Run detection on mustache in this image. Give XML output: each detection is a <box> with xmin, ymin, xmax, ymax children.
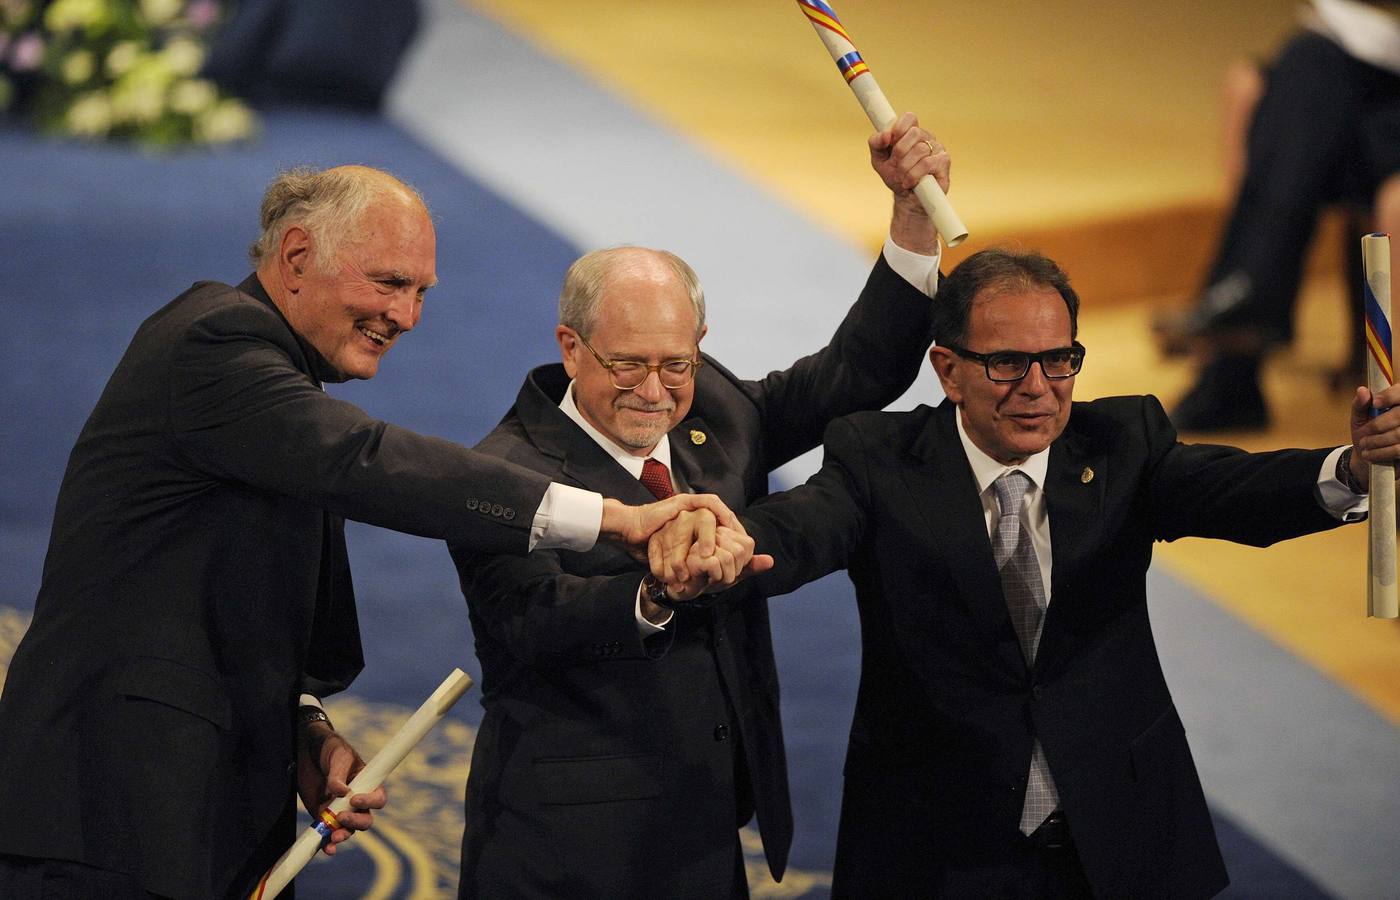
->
<box><xmin>616</xmin><ymin>398</ymin><xmax>675</xmax><ymax>413</ymax></box>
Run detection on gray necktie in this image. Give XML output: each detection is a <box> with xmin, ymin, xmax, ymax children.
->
<box><xmin>992</xmin><ymin>470</ymin><xmax>1060</xmax><ymax>834</ymax></box>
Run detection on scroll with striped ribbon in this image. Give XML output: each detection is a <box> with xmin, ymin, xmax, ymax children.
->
<box><xmin>795</xmin><ymin>0</ymin><xmax>968</xmax><ymax>246</ymax></box>
<box><xmin>1363</xmin><ymin>233</ymin><xmax>1397</xmax><ymax>619</ymax></box>
<box><xmin>250</xmin><ymin>669</ymin><xmax>475</xmax><ymax>899</ymax></box>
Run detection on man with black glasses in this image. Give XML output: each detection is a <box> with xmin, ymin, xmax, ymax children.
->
<box><xmin>449</xmin><ymin>114</ymin><xmax>950</xmax><ymax>898</ymax></box>
<box><xmin>657</xmin><ymin>246</ymin><xmax>1400</xmax><ymax>897</ymax></box>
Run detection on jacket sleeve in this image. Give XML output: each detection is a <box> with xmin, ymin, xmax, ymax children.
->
<box><xmin>744</xmin><ymin>415</ymin><xmax>872</xmax><ymax>597</ymax></box>
<box><xmin>451</xmin><ymin>541</ymin><xmax>674</xmax><ymax>668</ymax></box>
<box><xmin>1134</xmin><ymin>395</ymin><xmax>1343</xmax><ymax>544</ymax></box>
<box><xmin>166</xmin><ymin>297</ymin><xmax>551</xmax><ymax>556</ymax></box>
<box><xmin>741</xmin><ymin>253</ymin><xmax>935</xmax><ymax>470</ymax></box>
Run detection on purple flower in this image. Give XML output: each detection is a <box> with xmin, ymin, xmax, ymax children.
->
<box><xmin>10</xmin><ymin>33</ymin><xmax>45</xmax><ymax>72</ymax></box>
<box><xmin>187</xmin><ymin>0</ymin><xmax>220</xmax><ymax>30</ymax></box>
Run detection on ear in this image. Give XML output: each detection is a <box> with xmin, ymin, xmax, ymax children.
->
<box><xmin>556</xmin><ymin>325</ymin><xmax>581</xmax><ymax>378</ymax></box>
<box><xmin>696</xmin><ymin>323</ymin><xmax>709</xmax><ymax>347</ymax></box>
<box><xmin>279</xmin><ymin>225</ymin><xmax>312</xmax><ymax>292</ymax></box>
<box><xmin>928</xmin><ymin>345</ymin><xmax>963</xmax><ymax>405</ymax></box>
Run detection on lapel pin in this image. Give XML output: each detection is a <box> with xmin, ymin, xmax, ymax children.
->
<box><xmin>1080</xmin><ymin>466</ymin><xmax>1094</xmax><ymax>484</ymax></box>
<box><xmin>690</xmin><ymin>429</ymin><xmax>707</xmax><ymax>446</ymax></box>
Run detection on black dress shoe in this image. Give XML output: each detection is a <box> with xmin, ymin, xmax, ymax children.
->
<box><xmin>1152</xmin><ymin>272</ymin><xmax>1280</xmax><ymax>357</ymax></box>
<box><xmin>1170</xmin><ymin>355</ymin><xmax>1269</xmax><ymax>432</ymax></box>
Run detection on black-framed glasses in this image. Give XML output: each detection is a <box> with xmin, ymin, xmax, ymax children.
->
<box><xmin>946</xmin><ymin>342</ymin><xmax>1085</xmax><ymax>382</ymax></box>
<box><xmin>576</xmin><ymin>332</ymin><xmax>704</xmax><ymax>390</ymax></box>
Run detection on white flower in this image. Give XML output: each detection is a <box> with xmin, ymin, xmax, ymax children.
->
<box><xmin>65</xmin><ymin>91</ymin><xmax>112</xmax><ymax>137</ymax></box>
<box><xmin>43</xmin><ymin>0</ymin><xmax>108</xmax><ymax>31</ymax></box>
<box><xmin>106</xmin><ymin>40</ymin><xmax>141</xmax><ymax>78</ymax></box>
<box><xmin>111</xmin><ymin>75</ymin><xmax>167</xmax><ymax>124</ymax></box>
<box><xmin>168</xmin><ymin>77</ymin><xmax>215</xmax><ymax>115</ymax></box>
<box><xmin>139</xmin><ymin>0</ymin><xmax>182</xmax><ymax>27</ymax></box>
<box><xmin>161</xmin><ymin>36</ymin><xmax>203</xmax><ymax>76</ymax></box>
<box><xmin>60</xmin><ymin>49</ymin><xmax>95</xmax><ymax>85</ymax></box>
<box><xmin>195</xmin><ymin>98</ymin><xmax>255</xmax><ymax>143</ymax></box>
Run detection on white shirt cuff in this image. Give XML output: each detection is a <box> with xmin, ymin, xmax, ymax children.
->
<box><xmin>297</xmin><ymin>694</ymin><xmax>324</xmax><ymax>711</ymax></box>
<box><xmin>882</xmin><ymin>235</ymin><xmax>941</xmax><ymax>298</ymax></box>
<box><xmin>1317</xmin><ymin>445</ymin><xmax>1369</xmax><ymax>521</ymax></box>
<box><xmin>530</xmin><ymin>483</ymin><xmax>603</xmax><ymax>552</ymax></box>
<box><xmin>635</xmin><ymin>584</ymin><xmax>672</xmax><ymax>634</ymax></box>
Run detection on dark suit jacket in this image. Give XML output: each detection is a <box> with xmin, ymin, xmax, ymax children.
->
<box><xmin>450</xmin><ymin>255</ymin><xmax>934</xmax><ymax>899</ymax></box>
<box><xmin>742</xmin><ymin>397</ymin><xmax>1347</xmax><ymax>899</ymax></box>
<box><xmin>0</xmin><ymin>276</ymin><xmax>551</xmax><ymax>899</ymax></box>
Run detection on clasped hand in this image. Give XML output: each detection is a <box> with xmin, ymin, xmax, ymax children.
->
<box><xmin>646</xmin><ymin>508</ymin><xmax>775</xmax><ymax>602</ymax></box>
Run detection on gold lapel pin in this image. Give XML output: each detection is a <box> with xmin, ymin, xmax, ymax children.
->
<box><xmin>690</xmin><ymin>429</ymin><xmax>707</xmax><ymax>446</ymax></box>
<box><xmin>1081</xmin><ymin>466</ymin><xmax>1094</xmax><ymax>484</ymax></box>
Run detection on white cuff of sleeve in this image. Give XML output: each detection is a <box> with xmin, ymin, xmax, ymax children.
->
<box><xmin>1318</xmin><ymin>445</ymin><xmax>1369</xmax><ymax>521</ymax></box>
<box><xmin>635</xmin><ymin>584</ymin><xmax>672</xmax><ymax>634</ymax></box>
<box><xmin>297</xmin><ymin>694</ymin><xmax>325</xmax><ymax>711</ymax></box>
<box><xmin>531</xmin><ymin>483</ymin><xmax>604</xmax><ymax>552</ymax></box>
<box><xmin>882</xmin><ymin>235</ymin><xmax>941</xmax><ymax>298</ymax></box>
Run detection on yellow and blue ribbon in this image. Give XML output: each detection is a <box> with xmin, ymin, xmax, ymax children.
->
<box><xmin>1365</xmin><ymin>235</ymin><xmax>1394</xmax><ymax>409</ymax></box>
<box><xmin>836</xmin><ymin>50</ymin><xmax>870</xmax><ymax>83</ymax></box>
<box><xmin>798</xmin><ymin>0</ymin><xmax>855</xmax><ymax>45</ymax></box>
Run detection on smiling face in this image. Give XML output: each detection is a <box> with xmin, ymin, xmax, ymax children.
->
<box><xmin>556</xmin><ymin>252</ymin><xmax>704</xmax><ymax>456</ymax></box>
<box><xmin>930</xmin><ymin>284</ymin><xmax>1075</xmax><ymax>465</ymax></box>
<box><xmin>279</xmin><ymin>188</ymin><xmax>437</xmax><ymax>381</ymax></box>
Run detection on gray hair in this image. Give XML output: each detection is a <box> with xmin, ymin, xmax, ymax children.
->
<box><xmin>932</xmin><ymin>248</ymin><xmax>1080</xmax><ymax>347</ymax></box>
<box><xmin>559</xmin><ymin>246</ymin><xmax>706</xmax><ymax>338</ymax></box>
<box><xmin>247</xmin><ymin>166</ymin><xmax>427</xmax><ymax>271</ymax></box>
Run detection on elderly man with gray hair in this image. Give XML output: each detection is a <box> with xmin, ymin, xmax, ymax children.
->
<box><xmin>449</xmin><ymin>113</ymin><xmax>951</xmax><ymax>898</ymax></box>
<box><xmin>0</xmin><ymin>165</ymin><xmax>735</xmax><ymax>900</ymax></box>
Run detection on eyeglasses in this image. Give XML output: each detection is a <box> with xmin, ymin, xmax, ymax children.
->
<box><xmin>576</xmin><ymin>332</ymin><xmax>704</xmax><ymax>390</ymax></box>
<box><xmin>946</xmin><ymin>342</ymin><xmax>1086</xmax><ymax>382</ymax></box>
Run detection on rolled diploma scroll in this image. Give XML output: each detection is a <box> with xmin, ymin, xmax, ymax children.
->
<box><xmin>1364</xmin><ymin>233</ymin><xmax>1398</xmax><ymax>618</ymax></box>
<box><xmin>796</xmin><ymin>0</ymin><xmax>968</xmax><ymax>247</ymax></box>
<box><xmin>250</xmin><ymin>668</ymin><xmax>476</xmax><ymax>899</ymax></box>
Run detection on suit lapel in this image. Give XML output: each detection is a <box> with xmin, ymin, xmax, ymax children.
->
<box><xmin>1036</xmin><ymin>415</ymin><xmax>1106</xmax><ymax>671</ymax></box>
<box><xmin>901</xmin><ymin>404</ymin><xmax>1022</xmax><ymax>668</ymax></box>
<box><xmin>668</xmin><ymin>417</ymin><xmax>744</xmax><ymax>507</ymax></box>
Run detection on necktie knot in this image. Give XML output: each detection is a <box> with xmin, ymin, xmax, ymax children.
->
<box><xmin>640</xmin><ymin>457</ymin><xmax>674</xmax><ymax>500</ymax></box>
<box><xmin>992</xmin><ymin>470</ymin><xmax>1031</xmax><ymax>519</ymax></box>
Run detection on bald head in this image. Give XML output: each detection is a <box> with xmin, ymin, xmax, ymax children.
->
<box><xmin>559</xmin><ymin>246</ymin><xmax>706</xmax><ymax>339</ymax></box>
<box><xmin>248</xmin><ymin>165</ymin><xmax>430</xmax><ymax>273</ymax></box>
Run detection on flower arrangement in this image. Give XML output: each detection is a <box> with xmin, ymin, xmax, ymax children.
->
<box><xmin>0</xmin><ymin>0</ymin><xmax>258</xmax><ymax>146</ymax></box>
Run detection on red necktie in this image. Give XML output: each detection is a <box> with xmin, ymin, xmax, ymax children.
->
<box><xmin>640</xmin><ymin>457</ymin><xmax>675</xmax><ymax>500</ymax></box>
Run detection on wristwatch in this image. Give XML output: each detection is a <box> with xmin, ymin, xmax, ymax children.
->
<box><xmin>641</xmin><ymin>574</ymin><xmax>682</xmax><ymax>611</ymax></box>
<box><xmin>1337</xmin><ymin>447</ymin><xmax>1366</xmax><ymax>495</ymax></box>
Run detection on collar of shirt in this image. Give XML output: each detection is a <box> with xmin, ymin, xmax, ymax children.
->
<box><xmin>953</xmin><ymin>407</ymin><xmax>1050</xmax><ymax>496</ymax></box>
<box><xmin>953</xmin><ymin>406</ymin><xmax>1056</xmax><ymax>599</ymax></box>
<box><xmin>559</xmin><ymin>379</ymin><xmax>673</xmax><ymax>480</ymax></box>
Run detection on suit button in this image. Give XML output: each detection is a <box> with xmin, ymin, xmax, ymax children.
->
<box><xmin>491</xmin><ymin>503</ymin><xmax>504</xmax><ymax>516</ymax></box>
<box><xmin>503</xmin><ymin>507</ymin><xmax>516</xmax><ymax>520</ymax></box>
<box><xmin>1031</xmin><ymin>685</ymin><xmax>1043</xmax><ymax>700</ymax></box>
<box><xmin>466</xmin><ymin>498</ymin><xmax>479</xmax><ymax>511</ymax></box>
<box><xmin>714</xmin><ymin>724</ymin><xmax>729</xmax><ymax>742</ymax></box>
